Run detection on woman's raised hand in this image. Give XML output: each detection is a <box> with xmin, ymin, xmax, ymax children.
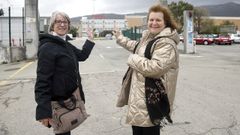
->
<box><xmin>112</xmin><ymin>28</ymin><xmax>121</xmax><ymax>38</ymax></box>
<box><xmin>87</xmin><ymin>28</ymin><xmax>94</xmax><ymax>41</ymax></box>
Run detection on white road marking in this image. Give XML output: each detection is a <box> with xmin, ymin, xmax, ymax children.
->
<box><xmin>99</xmin><ymin>54</ymin><xmax>105</xmax><ymax>59</ymax></box>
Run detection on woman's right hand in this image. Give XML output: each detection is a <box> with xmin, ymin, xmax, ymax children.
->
<box><xmin>112</xmin><ymin>29</ymin><xmax>121</xmax><ymax>38</ymax></box>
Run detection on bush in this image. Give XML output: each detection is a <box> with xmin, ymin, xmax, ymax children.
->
<box><xmin>69</xmin><ymin>26</ymin><xmax>78</xmax><ymax>37</ymax></box>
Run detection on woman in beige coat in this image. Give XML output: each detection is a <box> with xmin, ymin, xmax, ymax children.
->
<box><xmin>113</xmin><ymin>4</ymin><xmax>180</xmax><ymax>135</ymax></box>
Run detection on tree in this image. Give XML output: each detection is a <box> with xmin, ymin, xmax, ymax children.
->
<box><xmin>168</xmin><ymin>1</ymin><xmax>194</xmax><ymax>32</ymax></box>
<box><xmin>69</xmin><ymin>26</ymin><xmax>78</xmax><ymax>37</ymax></box>
<box><xmin>219</xmin><ymin>20</ymin><xmax>236</xmax><ymax>34</ymax></box>
<box><xmin>193</xmin><ymin>7</ymin><xmax>208</xmax><ymax>34</ymax></box>
<box><xmin>0</xmin><ymin>9</ymin><xmax>4</xmax><ymax>16</ymax></box>
<box><xmin>220</xmin><ymin>20</ymin><xmax>235</xmax><ymax>26</ymax></box>
<box><xmin>200</xmin><ymin>19</ymin><xmax>220</xmax><ymax>34</ymax></box>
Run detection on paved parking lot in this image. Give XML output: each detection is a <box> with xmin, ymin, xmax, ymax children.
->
<box><xmin>0</xmin><ymin>40</ymin><xmax>240</xmax><ymax>135</ymax></box>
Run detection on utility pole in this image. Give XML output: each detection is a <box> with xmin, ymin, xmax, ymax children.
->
<box><xmin>8</xmin><ymin>7</ymin><xmax>12</xmax><ymax>62</ymax></box>
<box><xmin>91</xmin><ymin>0</ymin><xmax>96</xmax><ymax>37</ymax></box>
<box><xmin>24</xmin><ymin>0</ymin><xmax>39</xmax><ymax>59</ymax></box>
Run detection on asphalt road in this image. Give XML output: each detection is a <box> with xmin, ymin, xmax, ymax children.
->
<box><xmin>0</xmin><ymin>39</ymin><xmax>240</xmax><ymax>135</ymax></box>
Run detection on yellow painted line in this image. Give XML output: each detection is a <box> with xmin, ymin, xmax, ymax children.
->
<box><xmin>0</xmin><ymin>81</ymin><xmax>8</xmax><ymax>86</ymax></box>
<box><xmin>8</xmin><ymin>61</ymin><xmax>34</xmax><ymax>78</ymax></box>
<box><xmin>0</xmin><ymin>61</ymin><xmax>34</xmax><ymax>86</ymax></box>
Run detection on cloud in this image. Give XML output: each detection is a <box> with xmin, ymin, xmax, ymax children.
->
<box><xmin>98</xmin><ymin>0</ymin><xmax>158</xmax><ymax>14</ymax></box>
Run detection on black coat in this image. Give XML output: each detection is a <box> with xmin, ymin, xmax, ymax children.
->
<box><xmin>35</xmin><ymin>34</ymin><xmax>95</xmax><ymax>120</ymax></box>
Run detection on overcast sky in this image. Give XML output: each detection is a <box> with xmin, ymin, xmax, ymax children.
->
<box><xmin>1</xmin><ymin>0</ymin><xmax>240</xmax><ymax>17</ymax></box>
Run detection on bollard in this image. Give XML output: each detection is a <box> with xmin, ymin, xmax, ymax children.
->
<box><xmin>193</xmin><ymin>40</ymin><xmax>196</xmax><ymax>54</ymax></box>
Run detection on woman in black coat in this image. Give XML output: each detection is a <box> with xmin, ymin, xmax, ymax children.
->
<box><xmin>35</xmin><ymin>11</ymin><xmax>95</xmax><ymax>135</ymax></box>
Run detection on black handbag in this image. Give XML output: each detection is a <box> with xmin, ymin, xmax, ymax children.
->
<box><xmin>144</xmin><ymin>37</ymin><xmax>172</xmax><ymax>125</ymax></box>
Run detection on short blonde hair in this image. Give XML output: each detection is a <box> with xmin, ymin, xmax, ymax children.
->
<box><xmin>48</xmin><ymin>11</ymin><xmax>71</xmax><ymax>33</ymax></box>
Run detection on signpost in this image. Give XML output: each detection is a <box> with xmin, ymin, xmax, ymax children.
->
<box><xmin>183</xmin><ymin>10</ymin><xmax>195</xmax><ymax>54</ymax></box>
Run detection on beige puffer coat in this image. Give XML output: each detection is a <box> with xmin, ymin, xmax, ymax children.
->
<box><xmin>116</xmin><ymin>28</ymin><xmax>180</xmax><ymax>127</ymax></box>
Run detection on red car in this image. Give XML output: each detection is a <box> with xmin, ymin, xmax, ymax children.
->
<box><xmin>194</xmin><ymin>35</ymin><xmax>214</xmax><ymax>45</ymax></box>
<box><xmin>214</xmin><ymin>35</ymin><xmax>232</xmax><ymax>45</ymax></box>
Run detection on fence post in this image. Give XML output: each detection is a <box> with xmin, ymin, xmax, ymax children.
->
<box><xmin>8</xmin><ymin>7</ymin><xmax>13</xmax><ymax>62</ymax></box>
<box><xmin>22</xmin><ymin>7</ymin><xmax>25</xmax><ymax>47</ymax></box>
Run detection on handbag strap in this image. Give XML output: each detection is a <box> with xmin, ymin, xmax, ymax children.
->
<box><xmin>133</xmin><ymin>42</ymin><xmax>139</xmax><ymax>54</ymax></box>
<box><xmin>122</xmin><ymin>41</ymin><xmax>139</xmax><ymax>83</ymax></box>
<box><xmin>144</xmin><ymin>37</ymin><xmax>161</xmax><ymax>59</ymax></box>
<box><xmin>65</xmin><ymin>43</ymin><xmax>85</xmax><ymax>102</ymax></box>
<box><xmin>144</xmin><ymin>37</ymin><xmax>166</xmax><ymax>95</ymax></box>
<box><xmin>58</xmin><ymin>95</ymin><xmax>77</xmax><ymax>111</ymax></box>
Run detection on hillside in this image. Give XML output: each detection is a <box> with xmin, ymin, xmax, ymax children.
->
<box><xmin>199</xmin><ymin>2</ymin><xmax>240</xmax><ymax>17</ymax></box>
<box><xmin>71</xmin><ymin>2</ymin><xmax>240</xmax><ymax>22</ymax></box>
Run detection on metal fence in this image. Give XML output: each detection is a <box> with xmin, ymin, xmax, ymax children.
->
<box><xmin>122</xmin><ymin>26</ymin><xmax>146</xmax><ymax>41</ymax></box>
<box><xmin>0</xmin><ymin>6</ymin><xmax>26</xmax><ymax>63</ymax></box>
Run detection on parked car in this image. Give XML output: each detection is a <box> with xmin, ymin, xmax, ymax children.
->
<box><xmin>214</xmin><ymin>35</ymin><xmax>232</xmax><ymax>45</ymax></box>
<box><xmin>105</xmin><ymin>34</ymin><xmax>113</xmax><ymax>40</ymax></box>
<box><xmin>229</xmin><ymin>34</ymin><xmax>240</xmax><ymax>43</ymax></box>
<box><xmin>194</xmin><ymin>34</ymin><xmax>214</xmax><ymax>45</ymax></box>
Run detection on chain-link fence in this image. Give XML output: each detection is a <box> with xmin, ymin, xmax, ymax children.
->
<box><xmin>0</xmin><ymin>6</ymin><xmax>26</xmax><ymax>63</ymax></box>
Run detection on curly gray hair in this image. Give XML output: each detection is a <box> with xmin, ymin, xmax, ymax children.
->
<box><xmin>48</xmin><ymin>11</ymin><xmax>71</xmax><ymax>33</ymax></box>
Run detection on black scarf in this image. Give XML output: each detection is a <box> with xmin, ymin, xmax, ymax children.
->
<box><xmin>144</xmin><ymin>37</ymin><xmax>172</xmax><ymax>125</ymax></box>
<box><xmin>123</xmin><ymin>37</ymin><xmax>172</xmax><ymax>125</ymax></box>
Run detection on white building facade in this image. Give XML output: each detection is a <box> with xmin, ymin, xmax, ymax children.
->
<box><xmin>80</xmin><ymin>17</ymin><xmax>126</xmax><ymax>37</ymax></box>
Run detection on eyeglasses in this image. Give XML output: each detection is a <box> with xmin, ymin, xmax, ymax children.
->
<box><xmin>55</xmin><ymin>20</ymin><xmax>68</xmax><ymax>25</ymax></box>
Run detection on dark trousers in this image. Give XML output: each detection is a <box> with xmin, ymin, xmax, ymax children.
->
<box><xmin>132</xmin><ymin>125</ymin><xmax>160</xmax><ymax>135</ymax></box>
<box><xmin>55</xmin><ymin>131</ymin><xmax>71</xmax><ymax>135</ymax></box>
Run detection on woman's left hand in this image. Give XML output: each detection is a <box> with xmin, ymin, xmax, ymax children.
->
<box><xmin>87</xmin><ymin>28</ymin><xmax>94</xmax><ymax>41</ymax></box>
<box><xmin>39</xmin><ymin>118</ymin><xmax>52</xmax><ymax>128</ymax></box>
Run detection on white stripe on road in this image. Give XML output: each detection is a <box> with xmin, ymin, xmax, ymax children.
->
<box><xmin>179</xmin><ymin>54</ymin><xmax>203</xmax><ymax>57</ymax></box>
<box><xmin>99</xmin><ymin>54</ymin><xmax>105</xmax><ymax>59</ymax></box>
<box><xmin>105</xmin><ymin>46</ymin><xmax>122</xmax><ymax>49</ymax></box>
